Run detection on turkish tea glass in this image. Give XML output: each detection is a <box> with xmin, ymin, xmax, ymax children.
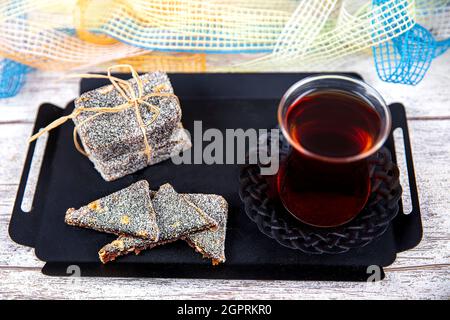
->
<box><xmin>277</xmin><ymin>75</ymin><xmax>391</xmax><ymax>227</ymax></box>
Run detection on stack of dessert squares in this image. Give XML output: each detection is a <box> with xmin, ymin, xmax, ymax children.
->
<box><xmin>74</xmin><ymin>72</ymin><xmax>191</xmax><ymax>181</ymax></box>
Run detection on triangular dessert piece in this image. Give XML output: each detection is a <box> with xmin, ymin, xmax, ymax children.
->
<box><xmin>153</xmin><ymin>183</ymin><xmax>217</xmax><ymax>240</ymax></box>
<box><xmin>183</xmin><ymin>194</ymin><xmax>228</xmax><ymax>265</ymax></box>
<box><xmin>65</xmin><ymin>180</ymin><xmax>159</xmax><ymax>240</ymax></box>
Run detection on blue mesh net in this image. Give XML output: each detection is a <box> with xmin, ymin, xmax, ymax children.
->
<box><xmin>0</xmin><ymin>59</ymin><xmax>31</xmax><ymax>98</ymax></box>
<box><xmin>373</xmin><ymin>0</ymin><xmax>450</xmax><ymax>85</ymax></box>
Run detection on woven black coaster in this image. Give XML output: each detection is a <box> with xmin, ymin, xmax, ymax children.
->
<box><xmin>239</xmin><ymin>132</ymin><xmax>402</xmax><ymax>254</ymax></box>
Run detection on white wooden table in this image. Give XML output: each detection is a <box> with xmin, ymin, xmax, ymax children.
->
<box><xmin>0</xmin><ymin>54</ymin><xmax>449</xmax><ymax>300</ymax></box>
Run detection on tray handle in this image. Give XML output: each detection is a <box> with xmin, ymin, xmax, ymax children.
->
<box><xmin>9</xmin><ymin>103</ymin><xmax>64</xmax><ymax>247</ymax></box>
<box><xmin>388</xmin><ymin>103</ymin><xmax>423</xmax><ymax>252</ymax></box>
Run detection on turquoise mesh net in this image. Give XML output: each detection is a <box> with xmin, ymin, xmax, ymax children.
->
<box><xmin>373</xmin><ymin>0</ymin><xmax>450</xmax><ymax>85</ymax></box>
<box><xmin>0</xmin><ymin>59</ymin><xmax>31</xmax><ymax>98</ymax></box>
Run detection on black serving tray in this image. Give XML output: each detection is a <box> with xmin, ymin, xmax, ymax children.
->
<box><xmin>9</xmin><ymin>73</ymin><xmax>422</xmax><ymax>281</ymax></box>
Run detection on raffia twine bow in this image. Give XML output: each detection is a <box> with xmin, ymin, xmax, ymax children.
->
<box><xmin>28</xmin><ymin>64</ymin><xmax>179</xmax><ymax>163</ymax></box>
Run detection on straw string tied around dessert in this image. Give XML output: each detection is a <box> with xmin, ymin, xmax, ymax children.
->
<box><xmin>28</xmin><ymin>64</ymin><xmax>178</xmax><ymax>163</ymax></box>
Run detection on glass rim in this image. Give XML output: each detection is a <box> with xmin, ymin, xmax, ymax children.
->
<box><xmin>277</xmin><ymin>75</ymin><xmax>392</xmax><ymax>163</ymax></box>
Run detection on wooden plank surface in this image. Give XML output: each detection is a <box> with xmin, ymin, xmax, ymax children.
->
<box><xmin>0</xmin><ymin>54</ymin><xmax>449</xmax><ymax>299</ymax></box>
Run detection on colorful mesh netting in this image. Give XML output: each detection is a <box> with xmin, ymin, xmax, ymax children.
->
<box><xmin>0</xmin><ymin>0</ymin><xmax>449</xmax><ymax>97</ymax></box>
<box><xmin>0</xmin><ymin>59</ymin><xmax>31</xmax><ymax>98</ymax></box>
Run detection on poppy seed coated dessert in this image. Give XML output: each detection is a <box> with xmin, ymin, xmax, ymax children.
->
<box><xmin>73</xmin><ymin>71</ymin><xmax>191</xmax><ymax>181</ymax></box>
<box><xmin>65</xmin><ymin>180</ymin><xmax>159</xmax><ymax>240</ymax></box>
<box><xmin>98</xmin><ymin>184</ymin><xmax>224</xmax><ymax>263</ymax></box>
<box><xmin>182</xmin><ymin>194</ymin><xmax>228</xmax><ymax>265</ymax></box>
<box><xmin>98</xmin><ymin>189</ymin><xmax>228</xmax><ymax>264</ymax></box>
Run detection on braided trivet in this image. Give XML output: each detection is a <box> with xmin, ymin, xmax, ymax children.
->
<box><xmin>239</xmin><ymin>132</ymin><xmax>402</xmax><ymax>254</ymax></box>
